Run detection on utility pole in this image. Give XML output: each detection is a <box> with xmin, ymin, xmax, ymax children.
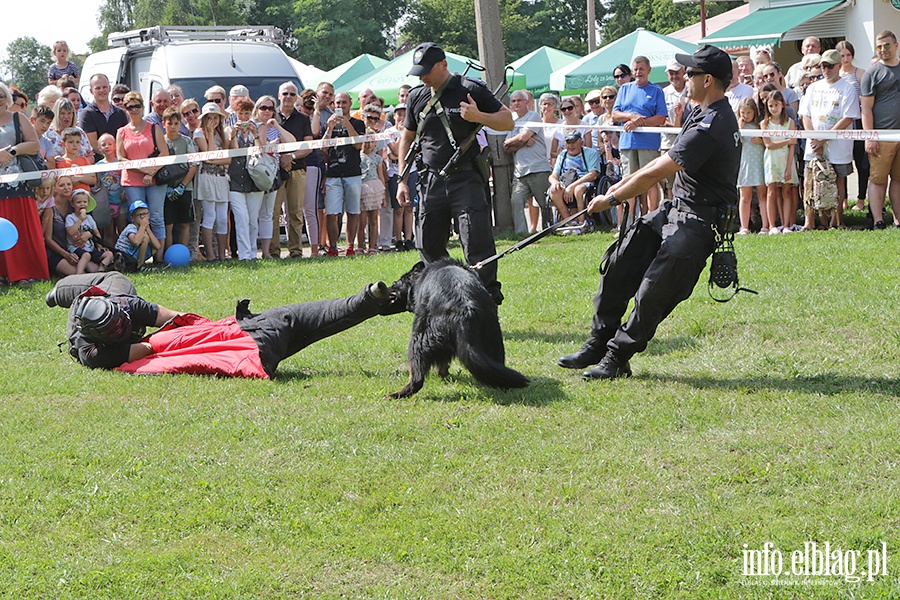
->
<box><xmin>587</xmin><ymin>0</ymin><xmax>597</xmax><ymax>53</ymax></box>
<box><xmin>474</xmin><ymin>0</ymin><xmax>514</xmax><ymax>232</ymax></box>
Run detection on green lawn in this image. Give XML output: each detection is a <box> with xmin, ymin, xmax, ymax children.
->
<box><xmin>2</xmin><ymin>226</ymin><xmax>899</xmax><ymax>598</ymax></box>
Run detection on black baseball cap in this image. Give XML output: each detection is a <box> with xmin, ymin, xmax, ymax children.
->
<box><xmin>675</xmin><ymin>44</ymin><xmax>733</xmax><ymax>81</ymax></box>
<box><xmin>408</xmin><ymin>43</ymin><xmax>446</xmax><ymax>76</ymax></box>
<box><xmin>565</xmin><ymin>130</ymin><xmax>582</xmax><ymax>142</ymax></box>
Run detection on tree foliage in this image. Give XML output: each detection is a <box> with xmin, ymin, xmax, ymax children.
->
<box><xmin>601</xmin><ymin>0</ymin><xmax>740</xmax><ymax>42</ymax></box>
<box><xmin>287</xmin><ymin>0</ymin><xmax>406</xmax><ymax>70</ymax></box>
<box><xmin>401</xmin><ymin>0</ymin><xmax>591</xmax><ymax>63</ymax></box>
<box><xmin>88</xmin><ymin>0</ymin><xmax>735</xmax><ymax>70</ymax></box>
<box><xmin>2</xmin><ymin>37</ymin><xmax>53</xmax><ymax>100</ymax></box>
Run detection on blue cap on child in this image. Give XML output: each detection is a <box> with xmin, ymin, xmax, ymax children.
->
<box><xmin>129</xmin><ymin>200</ymin><xmax>149</xmax><ymax>215</ymax></box>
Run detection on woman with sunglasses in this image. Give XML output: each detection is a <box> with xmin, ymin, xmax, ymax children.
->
<box><xmin>594</xmin><ymin>86</ymin><xmax>620</xmax><ymax>166</ymax></box>
<box><xmin>252</xmin><ymin>95</ymin><xmax>296</xmax><ymax>259</ymax></box>
<box><xmin>179</xmin><ymin>99</ymin><xmax>201</xmax><ymax>136</ymax></box>
<box><xmin>551</xmin><ymin>98</ymin><xmax>592</xmax><ymax>160</ymax></box>
<box><xmin>194</xmin><ymin>103</ymin><xmax>231</xmax><ymax>262</ymax></box>
<box><xmin>116</xmin><ymin>90</ymin><xmax>170</xmax><ymax>263</ymax></box>
<box><xmin>612</xmin><ymin>64</ymin><xmax>634</xmax><ymax>88</ymax></box>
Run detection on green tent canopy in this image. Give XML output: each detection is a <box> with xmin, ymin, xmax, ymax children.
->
<box><xmin>342</xmin><ymin>50</ymin><xmax>525</xmax><ymax>107</ymax></box>
<box><xmin>508</xmin><ymin>46</ymin><xmax>581</xmax><ymax>94</ymax></box>
<box><xmin>549</xmin><ymin>28</ymin><xmax>698</xmax><ymax>95</ymax></box>
<box><xmin>323</xmin><ymin>54</ymin><xmax>389</xmax><ymax>91</ymax></box>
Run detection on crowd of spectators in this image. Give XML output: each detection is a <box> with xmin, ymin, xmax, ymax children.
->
<box><xmin>1</xmin><ymin>32</ymin><xmax>897</xmax><ymax>287</ymax></box>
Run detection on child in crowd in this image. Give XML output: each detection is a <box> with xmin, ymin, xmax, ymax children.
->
<box><xmin>34</xmin><ymin>176</ymin><xmax>55</xmax><ymax>216</ymax></box>
<box><xmin>762</xmin><ymin>90</ymin><xmax>798</xmax><ymax>234</ymax></box>
<box><xmin>116</xmin><ymin>200</ymin><xmax>161</xmax><ymax>269</ymax></box>
<box><xmin>30</xmin><ymin>105</ymin><xmax>56</xmax><ymax>168</ymax></box>
<box><xmin>736</xmin><ymin>98</ymin><xmax>768</xmax><ymax>234</ymax></box>
<box><xmin>358</xmin><ymin>135</ymin><xmax>386</xmax><ymax>255</ymax></box>
<box><xmin>56</xmin><ymin>127</ymin><xmax>96</xmax><ymax>192</ymax></box>
<box><xmin>162</xmin><ymin>107</ymin><xmax>197</xmax><ymax>249</ymax></box>
<box><xmin>66</xmin><ymin>189</ymin><xmax>113</xmax><ymax>274</ymax></box>
<box><xmin>47</xmin><ymin>41</ymin><xmax>80</xmax><ymax>87</ymax></box>
<box><xmin>96</xmin><ymin>133</ymin><xmax>125</xmax><ymax>236</ymax></box>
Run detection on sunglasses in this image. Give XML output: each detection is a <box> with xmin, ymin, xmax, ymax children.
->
<box><xmin>258</xmin><ymin>105</ymin><xmax>275</xmax><ymax>111</ymax></box>
<box><xmin>686</xmin><ymin>69</ymin><xmax>707</xmax><ymax>78</ymax></box>
<box><xmin>560</xmin><ymin>105</ymin><xmax>575</xmax><ymax>112</ymax></box>
<box><xmin>112</xmin><ymin>96</ymin><xmax>125</xmax><ymax>103</ymax></box>
<box><xmin>365</xmin><ymin>114</ymin><xmax>380</xmax><ymax>120</ymax></box>
<box><xmin>822</xmin><ymin>63</ymin><xmax>837</xmax><ymax>69</ymax></box>
<box><xmin>601</xmin><ymin>95</ymin><xmax>615</xmax><ymax>100</ymax></box>
<box><xmin>614</xmin><ymin>73</ymin><xmax>628</xmax><ymax>79</ymax></box>
<box><xmin>587</xmin><ymin>99</ymin><xmax>600</xmax><ymax>105</ymax></box>
<box><xmin>281</xmin><ymin>91</ymin><xmax>297</xmax><ymax>96</ymax></box>
<box><xmin>125</xmin><ymin>104</ymin><xmax>143</xmax><ymax>111</ymax></box>
<box><xmin>182</xmin><ymin>107</ymin><xmax>199</xmax><ymax>116</ymax></box>
<box><xmin>206</xmin><ymin>97</ymin><xmax>223</xmax><ymax>104</ymax></box>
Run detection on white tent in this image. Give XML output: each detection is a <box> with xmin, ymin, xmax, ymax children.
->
<box><xmin>288</xmin><ymin>57</ymin><xmax>327</xmax><ymax>89</ymax></box>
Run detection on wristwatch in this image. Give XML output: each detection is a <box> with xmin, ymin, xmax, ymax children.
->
<box><xmin>8</xmin><ymin>147</ymin><xmax>16</xmax><ymax>156</ymax></box>
<box><xmin>607</xmin><ymin>192</ymin><xmax>620</xmax><ymax>206</ymax></box>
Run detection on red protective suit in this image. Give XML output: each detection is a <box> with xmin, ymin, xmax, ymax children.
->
<box><xmin>116</xmin><ymin>314</ymin><xmax>269</xmax><ymax>379</ymax></box>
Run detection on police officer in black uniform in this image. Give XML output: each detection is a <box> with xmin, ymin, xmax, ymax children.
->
<box><xmin>397</xmin><ymin>43</ymin><xmax>514</xmax><ymax>305</ymax></box>
<box><xmin>558</xmin><ymin>45</ymin><xmax>742</xmax><ymax>380</ymax></box>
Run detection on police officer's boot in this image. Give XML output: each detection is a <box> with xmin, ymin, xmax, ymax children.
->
<box><xmin>557</xmin><ymin>332</ymin><xmax>611</xmax><ymax>369</ymax></box>
<box><xmin>582</xmin><ymin>349</ymin><xmax>632</xmax><ymax>380</ymax></box>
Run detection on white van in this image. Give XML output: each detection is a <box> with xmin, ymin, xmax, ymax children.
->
<box><xmin>79</xmin><ymin>26</ymin><xmax>302</xmax><ymax>105</ymax></box>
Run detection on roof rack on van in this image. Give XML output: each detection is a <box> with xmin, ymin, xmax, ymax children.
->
<box><xmin>108</xmin><ymin>26</ymin><xmax>285</xmax><ymax>48</ymax></box>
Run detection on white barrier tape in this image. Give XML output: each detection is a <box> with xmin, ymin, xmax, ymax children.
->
<box><xmin>527</xmin><ymin>121</ymin><xmax>900</xmax><ymax>142</ymax></box>
<box><xmin>0</xmin><ymin>131</ymin><xmax>398</xmax><ymax>185</ymax></box>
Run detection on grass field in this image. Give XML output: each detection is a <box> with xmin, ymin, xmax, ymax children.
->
<box><xmin>1</xmin><ymin>225</ymin><xmax>899</xmax><ymax>598</ymax></box>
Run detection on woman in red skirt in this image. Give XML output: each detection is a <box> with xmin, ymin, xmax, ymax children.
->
<box><xmin>0</xmin><ymin>81</ymin><xmax>49</xmax><ymax>285</ymax></box>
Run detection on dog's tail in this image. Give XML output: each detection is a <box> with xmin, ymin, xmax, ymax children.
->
<box><xmin>457</xmin><ymin>336</ymin><xmax>529</xmax><ymax>390</ymax></box>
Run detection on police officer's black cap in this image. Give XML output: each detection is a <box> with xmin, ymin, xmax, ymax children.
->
<box><xmin>408</xmin><ymin>43</ymin><xmax>446</xmax><ymax>76</ymax></box>
<box><xmin>675</xmin><ymin>44</ymin><xmax>733</xmax><ymax>81</ymax></box>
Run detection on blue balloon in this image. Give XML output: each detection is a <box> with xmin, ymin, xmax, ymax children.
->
<box><xmin>164</xmin><ymin>243</ymin><xmax>190</xmax><ymax>267</ymax></box>
<box><xmin>0</xmin><ymin>218</ymin><xmax>18</xmax><ymax>252</ymax></box>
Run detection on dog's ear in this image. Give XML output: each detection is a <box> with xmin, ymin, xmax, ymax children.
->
<box><xmin>412</xmin><ymin>261</ymin><xmax>426</xmax><ymax>273</ymax></box>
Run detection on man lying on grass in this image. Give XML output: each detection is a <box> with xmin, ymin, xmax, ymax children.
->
<box><xmin>47</xmin><ymin>272</ymin><xmax>400</xmax><ymax>378</ymax></box>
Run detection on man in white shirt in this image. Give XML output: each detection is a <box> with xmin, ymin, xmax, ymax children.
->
<box><xmin>786</xmin><ymin>37</ymin><xmax>821</xmax><ymax>91</ymax></box>
<box><xmin>799</xmin><ymin>49</ymin><xmax>860</xmax><ymax>228</ymax></box>
<box><xmin>661</xmin><ymin>59</ymin><xmax>688</xmax><ymax>200</ymax></box>
<box><xmin>725</xmin><ymin>60</ymin><xmax>753</xmax><ymax>115</ymax></box>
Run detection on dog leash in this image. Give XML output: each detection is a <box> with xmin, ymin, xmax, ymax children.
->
<box><xmin>473</xmin><ymin>208</ymin><xmax>589</xmax><ymax>270</ymax></box>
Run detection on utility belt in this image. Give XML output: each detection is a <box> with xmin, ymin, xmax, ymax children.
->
<box><xmin>673</xmin><ymin>197</ymin><xmax>722</xmax><ymax>223</ymax></box>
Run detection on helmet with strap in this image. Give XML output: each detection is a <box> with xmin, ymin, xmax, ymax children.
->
<box><xmin>74</xmin><ymin>296</ymin><xmax>133</xmax><ymax>343</ymax></box>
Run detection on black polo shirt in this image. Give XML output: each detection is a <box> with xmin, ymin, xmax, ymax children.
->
<box><xmin>404</xmin><ymin>74</ymin><xmax>503</xmax><ymax>170</ymax></box>
<box><xmin>668</xmin><ymin>97</ymin><xmax>741</xmax><ymax>208</ymax></box>
<box><xmin>278</xmin><ymin>109</ymin><xmax>313</xmax><ymax>171</ymax></box>
<box><xmin>78</xmin><ymin>102</ymin><xmax>128</xmax><ymax>154</ymax></box>
<box><xmin>326</xmin><ymin>117</ymin><xmax>365</xmax><ymax>178</ymax></box>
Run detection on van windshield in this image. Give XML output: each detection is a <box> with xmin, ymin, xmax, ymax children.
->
<box><xmin>171</xmin><ymin>78</ymin><xmax>303</xmax><ymax>106</ymax></box>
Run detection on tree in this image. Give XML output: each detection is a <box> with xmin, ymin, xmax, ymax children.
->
<box><xmin>601</xmin><ymin>0</ymin><xmax>740</xmax><ymax>43</ymax></box>
<box><xmin>287</xmin><ymin>0</ymin><xmax>406</xmax><ymax>70</ymax></box>
<box><xmin>2</xmin><ymin>37</ymin><xmax>52</xmax><ymax>100</ymax></box>
<box><xmin>399</xmin><ymin>0</ymin><xmax>604</xmax><ymax>64</ymax></box>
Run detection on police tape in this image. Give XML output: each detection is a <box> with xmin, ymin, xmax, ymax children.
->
<box><xmin>524</xmin><ymin>122</ymin><xmax>900</xmax><ymax>142</ymax></box>
<box><xmin>0</xmin><ymin>131</ymin><xmax>399</xmax><ymax>185</ymax></box>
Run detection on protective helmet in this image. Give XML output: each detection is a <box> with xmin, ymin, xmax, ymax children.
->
<box><xmin>75</xmin><ymin>297</ymin><xmax>132</xmax><ymax>343</ymax></box>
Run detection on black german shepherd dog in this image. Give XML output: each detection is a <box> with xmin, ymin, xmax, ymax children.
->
<box><xmin>384</xmin><ymin>259</ymin><xmax>529</xmax><ymax>398</ymax></box>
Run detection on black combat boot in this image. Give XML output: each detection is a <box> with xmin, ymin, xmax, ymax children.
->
<box><xmin>582</xmin><ymin>349</ymin><xmax>632</xmax><ymax>380</ymax></box>
<box><xmin>558</xmin><ymin>332</ymin><xmax>611</xmax><ymax>369</ymax></box>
